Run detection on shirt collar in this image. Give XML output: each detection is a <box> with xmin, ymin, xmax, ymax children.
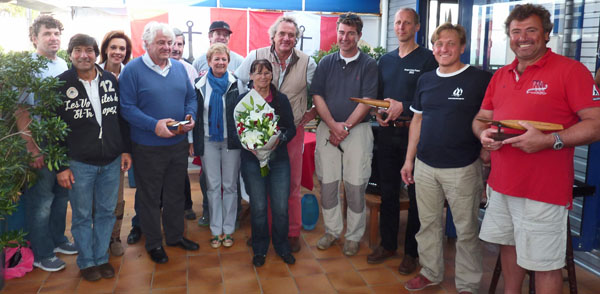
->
<box><xmin>336</xmin><ymin>50</ymin><xmax>361</xmax><ymax>65</ymax></box>
<box><xmin>142</xmin><ymin>53</ymin><xmax>172</xmax><ymax>71</ymax></box>
<box><xmin>508</xmin><ymin>48</ymin><xmax>553</xmax><ymax>73</ymax></box>
<box><xmin>77</xmin><ymin>69</ymin><xmax>100</xmax><ymax>84</ymax></box>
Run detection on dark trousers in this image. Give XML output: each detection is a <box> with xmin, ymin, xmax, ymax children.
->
<box><xmin>132</xmin><ymin>140</ymin><xmax>188</xmax><ymax>251</ymax></box>
<box><xmin>377</xmin><ymin>127</ymin><xmax>420</xmax><ymax>257</ymax></box>
<box><xmin>241</xmin><ymin>152</ymin><xmax>291</xmax><ymax>256</ymax></box>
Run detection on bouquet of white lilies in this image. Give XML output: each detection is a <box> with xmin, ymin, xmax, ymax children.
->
<box><xmin>234</xmin><ymin>89</ymin><xmax>280</xmax><ymax>177</ymax></box>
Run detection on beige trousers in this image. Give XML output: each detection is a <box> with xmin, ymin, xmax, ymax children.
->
<box><xmin>315</xmin><ymin>122</ymin><xmax>373</xmax><ymax>242</ymax></box>
<box><xmin>414</xmin><ymin>158</ymin><xmax>483</xmax><ymax>293</ymax></box>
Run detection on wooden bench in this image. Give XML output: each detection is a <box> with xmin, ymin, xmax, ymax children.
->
<box><xmin>365</xmin><ymin>193</ymin><xmax>410</xmax><ymax>248</ymax></box>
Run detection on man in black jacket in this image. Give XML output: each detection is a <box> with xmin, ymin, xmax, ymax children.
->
<box><xmin>55</xmin><ymin>34</ymin><xmax>131</xmax><ymax>282</ymax></box>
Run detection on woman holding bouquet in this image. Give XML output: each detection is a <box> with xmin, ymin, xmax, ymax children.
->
<box><xmin>191</xmin><ymin>43</ymin><xmax>241</xmax><ymax>248</ymax></box>
<box><xmin>240</xmin><ymin>59</ymin><xmax>296</xmax><ymax>267</ymax></box>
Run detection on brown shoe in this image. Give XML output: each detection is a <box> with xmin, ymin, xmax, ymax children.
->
<box><xmin>97</xmin><ymin>263</ymin><xmax>115</xmax><ymax>279</ymax></box>
<box><xmin>80</xmin><ymin>266</ymin><xmax>101</xmax><ymax>281</ymax></box>
<box><xmin>110</xmin><ymin>239</ymin><xmax>124</xmax><ymax>257</ymax></box>
<box><xmin>367</xmin><ymin>246</ymin><xmax>396</xmax><ymax>264</ymax></box>
<box><xmin>398</xmin><ymin>255</ymin><xmax>418</xmax><ymax>275</ymax></box>
<box><xmin>288</xmin><ymin>236</ymin><xmax>301</xmax><ymax>253</ymax></box>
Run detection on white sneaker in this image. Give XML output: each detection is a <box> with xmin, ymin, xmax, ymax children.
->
<box><xmin>33</xmin><ymin>256</ymin><xmax>66</xmax><ymax>272</ymax></box>
<box><xmin>54</xmin><ymin>241</ymin><xmax>78</xmax><ymax>255</ymax></box>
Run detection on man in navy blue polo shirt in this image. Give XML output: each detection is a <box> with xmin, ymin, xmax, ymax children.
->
<box><xmin>401</xmin><ymin>23</ymin><xmax>491</xmax><ymax>293</ymax></box>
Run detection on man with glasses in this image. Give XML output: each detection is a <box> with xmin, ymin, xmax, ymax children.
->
<box><xmin>310</xmin><ymin>13</ymin><xmax>378</xmax><ymax>256</ymax></box>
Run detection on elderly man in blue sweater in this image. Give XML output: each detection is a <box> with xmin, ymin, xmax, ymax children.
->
<box><xmin>119</xmin><ymin>21</ymin><xmax>198</xmax><ymax>264</ymax></box>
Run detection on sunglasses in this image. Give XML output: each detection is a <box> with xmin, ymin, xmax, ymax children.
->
<box><xmin>339</xmin><ymin>13</ymin><xmax>359</xmax><ymax>20</ymax></box>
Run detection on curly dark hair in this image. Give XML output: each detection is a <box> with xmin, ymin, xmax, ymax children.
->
<box><xmin>99</xmin><ymin>31</ymin><xmax>132</xmax><ymax>65</ymax></box>
<box><xmin>504</xmin><ymin>4</ymin><xmax>553</xmax><ymax>36</ymax></box>
<box><xmin>29</xmin><ymin>15</ymin><xmax>64</xmax><ymax>48</ymax></box>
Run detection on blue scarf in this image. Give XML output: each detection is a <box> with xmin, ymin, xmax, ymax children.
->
<box><xmin>207</xmin><ymin>68</ymin><xmax>229</xmax><ymax>142</ymax></box>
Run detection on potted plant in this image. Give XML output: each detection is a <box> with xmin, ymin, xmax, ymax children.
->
<box><xmin>0</xmin><ymin>50</ymin><xmax>69</xmax><ymax>289</ymax></box>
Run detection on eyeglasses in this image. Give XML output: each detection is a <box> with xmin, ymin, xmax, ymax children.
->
<box><xmin>339</xmin><ymin>13</ymin><xmax>359</xmax><ymax>20</ymax></box>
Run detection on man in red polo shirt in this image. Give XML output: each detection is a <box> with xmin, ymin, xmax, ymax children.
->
<box><xmin>473</xmin><ymin>4</ymin><xmax>600</xmax><ymax>294</ymax></box>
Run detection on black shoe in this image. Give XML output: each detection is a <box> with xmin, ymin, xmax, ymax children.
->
<box><xmin>184</xmin><ymin>209</ymin><xmax>197</xmax><ymax>220</ymax></box>
<box><xmin>148</xmin><ymin>246</ymin><xmax>168</xmax><ymax>264</ymax></box>
<box><xmin>252</xmin><ymin>255</ymin><xmax>266</xmax><ymax>267</ymax></box>
<box><xmin>281</xmin><ymin>253</ymin><xmax>295</xmax><ymax>265</ymax></box>
<box><xmin>166</xmin><ymin>237</ymin><xmax>199</xmax><ymax>251</ymax></box>
<box><xmin>127</xmin><ymin>226</ymin><xmax>142</xmax><ymax>244</ymax></box>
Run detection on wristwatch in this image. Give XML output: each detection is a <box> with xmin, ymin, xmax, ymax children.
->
<box><xmin>552</xmin><ymin>132</ymin><xmax>564</xmax><ymax>150</ymax></box>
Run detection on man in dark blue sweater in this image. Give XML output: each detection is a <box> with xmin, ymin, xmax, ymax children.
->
<box><xmin>119</xmin><ymin>21</ymin><xmax>198</xmax><ymax>264</ymax></box>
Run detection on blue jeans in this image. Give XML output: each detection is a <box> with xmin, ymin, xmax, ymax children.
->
<box><xmin>68</xmin><ymin>157</ymin><xmax>120</xmax><ymax>269</ymax></box>
<box><xmin>241</xmin><ymin>151</ymin><xmax>291</xmax><ymax>256</ymax></box>
<box><xmin>24</xmin><ymin>167</ymin><xmax>69</xmax><ymax>261</ymax></box>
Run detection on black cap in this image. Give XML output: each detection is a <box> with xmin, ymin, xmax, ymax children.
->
<box><xmin>209</xmin><ymin>21</ymin><xmax>232</xmax><ymax>34</ymax></box>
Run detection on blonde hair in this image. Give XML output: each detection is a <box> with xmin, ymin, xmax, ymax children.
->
<box><xmin>430</xmin><ymin>22</ymin><xmax>467</xmax><ymax>45</ymax></box>
<box><xmin>206</xmin><ymin>43</ymin><xmax>230</xmax><ymax>62</ymax></box>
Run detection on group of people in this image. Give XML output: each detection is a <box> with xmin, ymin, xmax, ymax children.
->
<box><xmin>17</xmin><ymin>4</ymin><xmax>600</xmax><ymax>294</ymax></box>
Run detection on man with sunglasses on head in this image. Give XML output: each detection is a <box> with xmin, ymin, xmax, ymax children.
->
<box><xmin>310</xmin><ymin>12</ymin><xmax>378</xmax><ymax>256</ymax></box>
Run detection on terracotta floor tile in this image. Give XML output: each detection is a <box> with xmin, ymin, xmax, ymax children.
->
<box><xmin>371</xmin><ymin>283</ymin><xmax>409</xmax><ymax>294</ymax></box>
<box><xmin>310</xmin><ymin>245</ymin><xmax>345</xmax><ymax>259</ymax></box>
<box><xmin>155</xmin><ymin>255</ymin><xmax>187</xmax><ymax>272</ymax></box>
<box><xmin>39</xmin><ymin>277</ymin><xmax>80</xmax><ymax>293</ymax></box>
<box><xmin>293</xmin><ymin>243</ymin><xmax>317</xmax><ymax>260</ymax></box>
<box><xmin>287</xmin><ymin>258</ymin><xmax>324</xmax><ymax>277</ymax></box>
<box><xmin>76</xmin><ymin>277</ymin><xmax>117</xmax><ymax>293</ymax></box>
<box><xmin>327</xmin><ymin>270</ymin><xmax>367</xmax><ymax>290</ymax></box>
<box><xmin>256</xmin><ymin>261</ymin><xmax>292</xmax><ymax>280</ymax></box>
<box><xmin>152</xmin><ymin>269</ymin><xmax>187</xmax><ymax>289</ymax></box>
<box><xmin>359</xmin><ymin>267</ymin><xmax>399</xmax><ymax>285</ymax></box>
<box><xmin>260</xmin><ymin>276</ymin><xmax>299</xmax><ymax>294</ymax></box>
<box><xmin>337</xmin><ymin>286</ymin><xmax>376</xmax><ymax>294</ymax></box>
<box><xmin>151</xmin><ymin>286</ymin><xmax>188</xmax><ymax>294</ymax></box>
<box><xmin>318</xmin><ymin>257</ymin><xmax>354</xmax><ymax>273</ymax></box>
<box><xmin>15</xmin><ymin>267</ymin><xmax>51</xmax><ymax>282</ymax></box>
<box><xmin>119</xmin><ymin>257</ymin><xmax>156</xmax><ymax>277</ymax></box>
<box><xmin>220</xmin><ymin>250</ymin><xmax>252</xmax><ymax>267</ymax></box>
<box><xmin>295</xmin><ymin>273</ymin><xmax>336</xmax><ymax>294</ymax></box>
<box><xmin>114</xmin><ymin>272</ymin><xmax>152</xmax><ymax>292</ymax></box>
<box><xmin>188</xmin><ymin>253</ymin><xmax>220</xmax><ymax>269</ymax></box>
<box><xmin>224</xmin><ymin>278</ymin><xmax>261</xmax><ymax>294</ymax></box>
<box><xmin>218</xmin><ymin>240</ymin><xmax>250</xmax><ymax>254</ymax></box>
<box><xmin>222</xmin><ymin>263</ymin><xmax>257</xmax><ymax>282</ymax></box>
<box><xmin>188</xmin><ymin>282</ymin><xmax>224</xmax><ymax>294</ymax></box>
<box><xmin>163</xmin><ymin>245</ymin><xmax>190</xmax><ymax>257</ymax></box>
<box><xmin>1</xmin><ymin>280</ymin><xmax>44</xmax><ymax>294</ymax></box>
<box><xmin>47</xmin><ymin>263</ymin><xmax>81</xmax><ymax>280</ymax></box>
<box><xmin>188</xmin><ymin>266</ymin><xmax>223</xmax><ymax>287</ymax></box>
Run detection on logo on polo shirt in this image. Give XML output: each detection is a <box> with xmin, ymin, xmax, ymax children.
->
<box><xmin>404</xmin><ymin>68</ymin><xmax>421</xmax><ymax>74</ymax></box>
<box><xmin>448</xmin><ymin>87</ymin><xmax>464</xmax><ymax>100</ymax></box>
<box><xmin>593</xmin><ymin>85</ymin><xmax>600</xmax><ymax>100</ymax></box>
<box><xmin>526</xmin><ymin>80</ymin><xmax>548</xmax><ymax>95</ymax></box>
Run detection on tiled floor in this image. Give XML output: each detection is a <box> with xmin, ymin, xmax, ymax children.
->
<box><xmin>3</xmin><ymin>170</ymin><xmax>600</xmax><ymax>293</ymax></box>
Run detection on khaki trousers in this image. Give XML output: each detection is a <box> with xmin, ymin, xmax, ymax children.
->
<box><xmin>315</xmin><ymin>122</ymin><xmax>373</xmax><ymax>241</ymax></box>
<box><xmin>414</xmin><ymin>158</ymin><xmax>483</xmax><ymax>293</ymax></box>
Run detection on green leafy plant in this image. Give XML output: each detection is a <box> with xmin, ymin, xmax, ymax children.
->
<box><xmin>0</xmin><ymin>50</ymin><xmax>69</xmax><ymax>248</ymax></box>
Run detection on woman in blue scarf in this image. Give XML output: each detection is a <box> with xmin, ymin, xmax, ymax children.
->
<box><xmin>191</xmin><ymin>43</ymin><xmax>241</xmax><ymax>248</ymax></box>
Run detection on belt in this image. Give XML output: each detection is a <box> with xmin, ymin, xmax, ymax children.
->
<box><xmin>391</xmin><ymin>120</ymin><xmax>411</xmax><ymax>128</ymax></box>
